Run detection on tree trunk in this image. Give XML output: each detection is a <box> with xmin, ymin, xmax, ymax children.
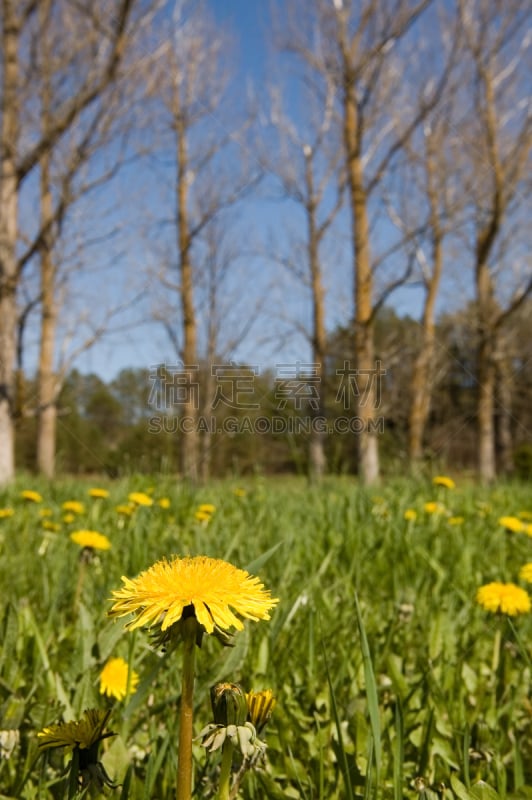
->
<box><xmin>495</xmin><ymin>339</ymin><xmax>513</xmax><ymax>476</ymax></box>
<box><xmin>176</xmin><ymin>108</ymin><xmax>198</xmax><ymax>481</ymax></box>
<box><xmin>36</xmin><ymin>6</ymin><xmax>57</xmax><ymax>479</ymax></box>
<box><xmin>36</xmin><ymin>152</ymin><xmax>57</xmax><ymax>478</ymax></box>
<box><xmin>477</xmin><ymin>332</ymin><xmax>496</xmax><ymax>483</ymax></box>
<box><xmin>306</xmin><ymin>150</ymin><xmax>327</xmax><ymax>482</ymax></box>
<box><xmin>0</xmin><ymin>0</ymin><xmax>19</xmax><ymax>485</ymax></box>
<box><xmin>343</xmin><ymin>73</ymin><xmax>379</xmax><ymax>485</ymax></box>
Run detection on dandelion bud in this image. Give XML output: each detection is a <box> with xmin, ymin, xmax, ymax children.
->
<box><xmin>210</xmin><ymin>683</ymin><xmax>248</xmax><ymax>727</ymax></box>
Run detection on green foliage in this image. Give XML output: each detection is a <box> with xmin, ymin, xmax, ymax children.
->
<box><xmin>1</xmin><ymin>476</ymin><xmax>532</xmax><ymax>798</ymax></box>
<box><xmin>513</xmin><ymin>444</ymin><xmax>532</xmax><ymax>481</ymax></box>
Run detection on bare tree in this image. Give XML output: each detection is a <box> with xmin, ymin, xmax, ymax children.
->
<box><xmin>150</xmin><ymin>0</ymin><xmax>259</xmax><ymax>481</ymax></box>
<box><xmin>262</xmin><ymin>74</ymin><xmax>343</xmax><ymax>480</ymax></box>
<box><xmin>281</xmin><ymin>0</ymin><xmax>453</xmax><ymax>484</ymax></box>
<box><xmin>457</xmin><ymin>0</ymin><xmax>531</xmax><ymax>482</ymax></box>
<box><xmin>0</xmin><ymin>0</ymin><xmax>152</xmax><ymax>484</ymax></box>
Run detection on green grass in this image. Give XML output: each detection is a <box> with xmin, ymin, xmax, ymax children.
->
<box><xmin>1</xmin><ymin>475</ymin><xmax>532</xmax><ymax>799</ymax></box>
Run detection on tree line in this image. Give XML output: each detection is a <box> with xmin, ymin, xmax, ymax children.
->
<box><xmin>1</xmin><ymin>0</ymin><xmax>530</xmax><ymax>485</ymax></box>
<box><xmin>14</xmin><ymin>301</ymin><xmax>532</xmax><ymax>479</ymax></box>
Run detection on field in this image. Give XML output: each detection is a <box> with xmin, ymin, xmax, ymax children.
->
<box><xmin>1</xmin><ymin>475</ymin><xmax>532</xmax><ymax>799</ymax></box>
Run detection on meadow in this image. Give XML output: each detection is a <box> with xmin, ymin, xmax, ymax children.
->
<box><xmin>1</xmin><ymin>475</ymin><xmax>531</xmax><ymax>799</ymax></box>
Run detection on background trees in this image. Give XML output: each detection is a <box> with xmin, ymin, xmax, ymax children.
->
<box><xmin>3</xmin><ymin>0</ymin><xmax>531</xmax><ymax>483</ymax></box>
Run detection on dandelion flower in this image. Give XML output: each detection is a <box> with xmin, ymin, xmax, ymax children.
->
<box><xmin>198</xmin><ymin>503</ymin><xmax>216</xmax><ymax>514</ymax></box>
<box><xmin>62</xmin><ymin>500</ymin><xmax>85</xmax><ymax>514</ymax></box>
<box><xmin>42</xmin><ymin>520</ymin><xmax>61</xmax><ymax>532</ymax></box>
<box><xmin>476</xmin><ymin>582</ymin><xmax>531</xmax><ymax>616</ymax></box>
<box><xmin>158</xmin><ymin>497</ymin><xmax>171</xmax><ymax>509</ymax></box>
<box><xmin>246</xmin><ymin>689</ymin><xmax>276</xmax><ymax>734</ymax></box>
<box><xmin>37</xmin><ymin>709</ymin><xmax>115</xmax><ymax>751</ymax></box>
<box><xmin>21</xmin><ymin>490</ymin><xmax>42</xmax><ymax>503</ymax></box>
<box><xmin>116</xmin><ymin>504</ymin><xmax>135</xmax><ymax>516</ymax></box>
<box><xmin>109</xmin><ymin>555</ymin><xmax>278</xmax><ymax>636</ymax></box>
<box><xmin>70</xmin><ymin>530</ymin><xmax>111</xmax><ymax>550</ymax></box>
<box><xmin>519</xmin><ymin>564</ymin><xmax>532</xmax><ymax>583</ymax></box>
<box><xmin>448</xmin><ymin>516</ymin><xmax>464</xmax><ymax>525</ymax></box>
<box><xmin>63</xmin><ymin>513</ymin><xmax>75</xmax><ymax>524</ymax></box>
<box><xmin>424</xmin><ymin>501</ymin><xmax>445</xmax><ymax>515</ymax></box>
<box><xmin>194</xmin><ymin>510</ymin><xmax>212</xmax><ymax>523</ymax></box>
<box><xmin>432</xmin><ymin>475</ymin><xmax>455</xmax><ymax>489</ymax></box>
<box><xmin>498</xmin><ymin>516</ymin><xmax>525</xmax><ymax>533</ymax></box>
<box><xmin>88</xmin><ymin>488</ymin><xmax>109</xmax><ymax>499</ymax></box>
<box><xmin>99</xmin><ymin>657</ymin><xmax>139</xmax><ymax>701</ymax></box>
<box><xmin>0</xmin><ymin>508</ymin><xmax>14</xmax><ymax>519</ymax></box>
<box><xmin>128</xmin><ymin>492</ymin><xmax>153</xmax><ymax>507</ymax></box>
<box><xmin>404</xmin><ymin>509</ymin><xmax>417</xmax><ymax>521</ymax></box>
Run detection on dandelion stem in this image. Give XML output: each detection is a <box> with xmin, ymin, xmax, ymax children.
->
<box><xmin>217</xmin><ymin>740</ymin><xmax>234</xmax><ymax>800</ymax></box>
<box><xmin>176</xmin><ymin>616</ymin><xmax>197</xmax><ymax>800</ymax></box>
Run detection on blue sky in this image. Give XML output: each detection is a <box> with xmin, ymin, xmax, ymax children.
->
<box><xmin>46</xmin><ymin>1</ymin><xmax>441</xmax><ymax>383</ymax></box>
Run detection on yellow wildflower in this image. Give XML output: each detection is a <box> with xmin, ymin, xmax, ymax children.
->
<box><xmin>198</xmin><ymin>503</ymin><xmax>216</xmax><ymax>514</ymax></box>
<box><xmin>70</xmin><ymin>530</ymin><xmax>111</xmax><ymax>551</ymax></box>
<box><xmin>39</xmin><ymin>508</ymin><xmax>53</xmax><ymax>517</ymax></box>
<box><xmin>448</xmin><ymin>516</ymin><xmax>464</xmax><ymax>525</ymax></box>
<box><xmin>88</xmin><ymin>488</ymin><xmax>109</xmax><ymax>499</ymax></box>
<box><xmin>99</xmin><ymin>657</ymin><xmax>139</xmax><ymax>701</ymax></box>
<box><xmin>37</xmin><ymin>709</ymin><xmax>115</xmax><ymax>751</ymax></box>
<box><xmin>62</xmin><ymin>500</ymin><xmax>85</xmax><ymax>514</ymax></box>
<box><xmin>116</xmin><ymin>504</ymin><xmax>135</xmax><ymax>516</ymax></box>
<box><xmin>157</xmin><ymin>497</ymin><xmax>171</xmax><ymax>509</ymax></box>
<box><xmin>128</xmin><ymin>492</ymin><xmax>153</xmax><ymax>507</ymax></box>
<box><xmin>195</xmin><ymin>510</ymin><xmax>212</xmax><ymax>523</ymax></box>
<box><xmin>109</xmin><ymin>555</ymin><xmax>278</xmax><ymax>636</ymax></box>
<box><xmin>42</xmin><ymin>520</ymin><xmax>61</xmax><ymax>532</ymax></box>
<box><xmin>499</xmin><ymin>516</ymin><xmax>525</xmax><ymax>533</ymax></box>
<box><xmin>404</xmin><ymin>509</ymin><xmax>417</xmax><ymax>522</ymax></box>
<box><xmin>476</xmin><ymin>582</ymin><xmax>531</xmax><ymax>616</ymax></box>
<box><xmin>21</xmin><ymin>490</ymin><xmax>42</xmax><ymax>503</ymax></box>
<box><xmin>0</xmin><ymin>508</ymin><xmax>14</xmax><ymax>519</ymax></box>
<box><xmin>246</xmin><ymin>689</ymin><xmax>276</xmax><ymax>734</ymax></box>
<box><xmin>63</xmin><ymin>513</ymin><xmax>75</xmax><ymax>524</ymax></box>
<box><xmin>424</xmin><ymin>501</ymin><xmax>445</xmax><ymax>515</ymax></box>
<box><xmin>432</xmin><ymin>475</ymin><xmax>455</xmax><ymax>489</ymax></box>
<box><xmin>519</xmin><ymin>563</ymin><xmax>532</xmax><ymax>583</ymax></box>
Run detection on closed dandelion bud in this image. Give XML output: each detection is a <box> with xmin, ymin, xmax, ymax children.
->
<box><xmin>211</xmin><ymin>682</ymin><xmax>247</xmax><ymax>727</ymax></box>
<box><xmin>246</xmin><ymin>689</ymin><xmax>276</xmax><ymax>735</ymax></box>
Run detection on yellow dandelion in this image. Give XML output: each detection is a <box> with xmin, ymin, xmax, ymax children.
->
<box><xmin>519</xmin><ymin>563</ymin><xmax>532</xmax><ymax>583</ymax></box>
<box><xmin>194</xmin><ymin>510</ymin><xmax>212</xmax><ymax>523</ymax></box>
<box><xmin>476</xmin><ymin>582</ymin><xmax>531</xmax><ymax>616</ymax></box>
<box><xmin>0</xmin><ymin>508</ymin><xmax>14</xmax><ymax>519</ymax></box>
<box><xmin>21</xmin><ymin>490</ymin><xmax>42</xmax><ymax>503</ymax></box>
<box><xmin>128</xmin><ymin>492</ymin><xmax>153</xmax><ymax>507</ymax></box>
<box><xmin>99</xmin><ymin>657</ymin><xmax>139</xmax><ymax>701</ymax></box>
<box><xmin>63</xmin><ymin>513</ymin><xmax>75</xmax><ymax>524</ymax></box>
<box><xmin>432</xmin><ymin>475</ymin><xmax>455</xmax><ymax>489</ymax></box>
<box><xmin>246</xmin><ymin>689</ymin><xmax>276</xmax><ymax>734</ymax></box>
<box><xmin>70</xmin><ymin>530</ymin><xmax>111</xmax><ymax>551</ymax></box>
<box><xmin>525</xmin><ymin>524</ymin><xmax>532</xmax><ymax>538</ymax></box>
<box><xmin>62</xmin><ymin>500</ymin><xmax>85</xmax><ymax>514</ymax></box>
<box><xmin>424</xmin><ymin>501</ymin><xmax>445</xmax><ymax>515</ymax></box>
<box><xmin>109</xmin><ymin>555</ymin><xmax>278</xmax><ymax>636</ymax></box>
<box><xmin>42</xmin><ymin>520</ymin><xmax>61</xmax><ymax>532</ymax></box>
<box><xmin>116</xmin><ymin>504</ymin><xmax>135</xmax><ymax>516</ymax></box>
<box><xmin>198</xmin><ymin>503</ymin><xmax>216</xmax><ymax>514</ymax></box>
<box><xmin>88</xmin><ymin>488</ymin><xmax>109</xmax><ymax>499</ymax></box>
<box><xmin>37</xmin><ymin>708</ymin><xmax>115</xmax><ymax>751</ymax></box>
<box><xmin>498</xmin><ymin>516</ymin><xmax>525</xmax><ymax>533</ymax></box>
<box><xmin>404</xmin><ymin>509</ymin><xmax>417</xmax><ymax>522</ymax></box>
<box><xmin>158</xmin><ymin>497</ymin><xmax>171</xmax><ymax>509</ymax></box>
<box><xmin>448</xmin><ymin>516</ymin><xmax>464</xmax><ymax>525</ymax></box>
